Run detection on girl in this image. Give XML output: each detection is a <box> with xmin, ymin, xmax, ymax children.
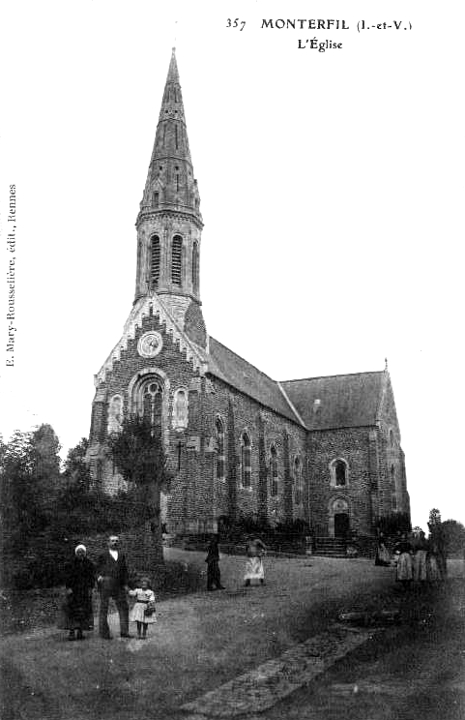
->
<box><xmin>129</xmin><ymin>577</ymin><xmax>156</xmax><ymax>639</ymax></box>
<box><xmin>244</xmin><ymin>537</ymin><xmax>267</xmax><ymax>587</ymax></box>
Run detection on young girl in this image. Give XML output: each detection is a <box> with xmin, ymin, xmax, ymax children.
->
<box><xmin>129</xmin><ymin>577</ymin><xmax>156</xmax><ymax>639</ymax></box>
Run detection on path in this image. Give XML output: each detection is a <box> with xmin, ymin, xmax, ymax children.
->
<box><xmin>1</xmin><ymin>553</ymin><xmax>461</xmax><ymax>720</ymax></box>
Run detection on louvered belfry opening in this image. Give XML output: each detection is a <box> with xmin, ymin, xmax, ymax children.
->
<box><xmin>151</xmin><ymin>235</ymin><xmax>160</xmax><ymax>288</ymax></box>
<box><xmin>192</xmin><ymin>241</ymin><xmax>199</xmax><ymax>294</ymax></box>
<box><xmin>172</xmin><ymin>235</ymin><xmax>182</xmax><ymax>286</ymax></box>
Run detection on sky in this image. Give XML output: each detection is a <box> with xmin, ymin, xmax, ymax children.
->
<box><xmin>0</xmin><ymin>0</ymin><xmax>464</xmax><ymax>531</ymax></box>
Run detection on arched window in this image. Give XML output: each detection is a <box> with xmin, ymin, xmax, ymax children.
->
<box><xmin>270</xmin><ymin>445</ymin><xmax>278</xmax><ymax>497</ymax></box>
<box><xmin>389</xmin><ymin>429</ymin><xmax>395</xmax><ymax>446</ymax></box>
<box><xmin>216</xmin><ymin>418</ymin><xmax>225</xmax><ymax>481</ymax></box>
<box><xmin>335</xmin><ymin>460</ymin><xmax>346</xmax><ymax>486</ymax></box>
<box><xmin>241</xmin><ymin>432</ymin><xmax>251</xmax><ymax>488</ymax></box>
<box><xmin>172</xmin><ymin>235</ymin><xmax>182</xmax><ymax>286</ymax></box>
<box><xmin>108</xmin><ymin>395</ymin><xmax>123</xmax><ymax>435</ymax></box>
<box><xmin>151</xmin><ymin>235</ymin><xmax>160</xmax><ymax>288</ymax></box>
<box><xmin>152</xmin><ymin>191</ymin><xmax>159</xmax><ymax>206</ymax></box>
<box><xmin>172</xmin><ymin>388</ymin><xmax>188</xmax><ymax>429</ymax></box>
<box><xmin>142</xmin><ymin>380</ymin><xmax>162</xmax><ymax>430</ymax></box>
<box><xmin>330</xmin><ymin>458</ymin><xmax>349</xmax><ymax>487</ymax></box>
<box><xmin>294</xmin><ymin>456</ymin><xmax>302</xmax><ymax>505</ymax></box>
<box><xmin>192</xmin><ymin>241</ymin><xmax>199</xmax><ymax>294</ymax></box>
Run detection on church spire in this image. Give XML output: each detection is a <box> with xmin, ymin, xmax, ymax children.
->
<box><xmin>137</xmin><ymin>48</ymin><xmax>201</xmax><ymax>225</ymax></box>
<box><xmin>134</xmin><ymin>49</ymin><xmax>206</xmax><ymax>349</ymax></box>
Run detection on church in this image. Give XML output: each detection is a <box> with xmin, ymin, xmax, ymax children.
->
<box><xmin>87</xmin><ymin>50</ymin><xmax>410</xmax><ymax>539</ymax></box>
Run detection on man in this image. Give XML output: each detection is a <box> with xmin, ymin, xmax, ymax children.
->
<box><xmin>96</xmin><ymin>535</ymin><xmax>131</xmax><ymax>639</ymax></box>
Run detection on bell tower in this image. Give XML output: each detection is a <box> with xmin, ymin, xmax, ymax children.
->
<box><xmin>134</xmin><ymin>49</ymin><xmax>206</xmax><ymax>348</ymax></box>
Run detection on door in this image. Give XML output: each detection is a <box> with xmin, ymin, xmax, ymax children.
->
<box><xmin>334</xmin><ymin>512</ymin><xmax>350</xmax><ymax>538</ymax></box>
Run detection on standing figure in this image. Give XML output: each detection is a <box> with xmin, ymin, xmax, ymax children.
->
<box><xmin>129</xmin><ymin>577</ymin><xmax>157</xmax><ymax>639</ymax></box>
<box><xmin>374</xmin><ymin>532</ymin><xmax>391</xmax><ymax>566</ymax></box>
<box><xmin>413</xmin><ymin>530</ymin><xmax>429</xmax><ymax>583</ymax></box>
<box><xmin>394</xmin><ymin>533</ymin><xmax>413</xmax><ymax>590</ymax></box>
<box><xmin>205</xmin><ymin>535</ymin><xmax>225</xmax><ymax>591</ymax></box>
<box><xmin>430</xmin><ymin>526</ymin><xmax>447</xmax><ymax>581</ymax></box>
<box><xmin>63</xmin><ymin>544</ymin><xmax>95</xmax><ymax>641</ymax></box>
<box><xmin>244</xmin><ymin>537</ymin><xmax>267</xmax><ymax>587</ymax></box>
<box><xmin>96</xmin><ymin>535</ymin><xmax>131</xmax><ymax>639</ymax></box>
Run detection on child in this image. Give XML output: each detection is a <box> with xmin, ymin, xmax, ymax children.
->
<box><xmin>129</xmin><ymin>577</ymin><xmax>156</xmax><ymax>639</ymax></box>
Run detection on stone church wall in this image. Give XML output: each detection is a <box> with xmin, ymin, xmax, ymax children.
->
<box><xmin>377</xmin><ymin>378</ymin><xmax>410</xmax><ymax>518</ymax></box>
<box><xmin>307</xmin><ymin>427</ymin><xmax>374</xmax><ymax>537</ymax></box>
<box><xmin>170</xmin><ymin>375</ymin><xmax>308</xmax><ymax>532</ymax></box>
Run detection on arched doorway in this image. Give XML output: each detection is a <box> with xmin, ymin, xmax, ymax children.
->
<box><xmin>328</xmin><ymin>497</ymin><xmax>350</xmax><ymax>538</ymax></box>
<box><xmin>334</xmin><ymin>512</ymin><xmax>350</xmax><ymax>538</ymax></box>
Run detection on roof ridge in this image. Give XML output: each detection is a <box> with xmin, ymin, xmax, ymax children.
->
<box><xmin>280</xmin><ymin>370</ymin><xmax>384</xmax><ymax>383</ymax></box>
<box><xmin>209</xmin><ymin>336</ymin><xmax>278</xmax><ymax>383</ymax></box>
<box><xmin>277</xmin><ymin>382</ymin><xmax>307</xmax><ymax>428</ymax></box>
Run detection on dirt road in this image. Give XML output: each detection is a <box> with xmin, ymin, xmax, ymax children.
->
<box><xmin>0</xmin><ymin>552</ymin><xmax>462</xmax><ymax>720</ymax></box>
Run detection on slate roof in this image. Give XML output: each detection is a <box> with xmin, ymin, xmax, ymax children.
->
<box><xmin>207</xmin><ymin>337</ymin><xmax>302</xmax><ymax>424</ymax></box>
<box><xmin>280</xmin><ymin>372</ymin><xmax>385</xmax><ymax>430</ymax></box>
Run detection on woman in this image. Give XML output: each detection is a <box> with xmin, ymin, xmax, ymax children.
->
<box><xmin>374</xmin><ymin>532</ymin><xmax>391</xmax><ymax>566</ymax></box>
<box><xmin>394</xmin><ymin>533</ymin><xmax>413</xmax><ymax>590</ymax></box>
<box><xmin>63</xmin><ymin>544</ymin><xmax>95</xmax><ymax>640</ymax></box>
<box><xmin>413</xmin><ymin>530</ymin><xmax>429</xmax><ymax>583</ymax></box>
<box><xmin>244</xmin><ymin>537</ymin><xmax>267</xmax><ymax>587</ymax></box>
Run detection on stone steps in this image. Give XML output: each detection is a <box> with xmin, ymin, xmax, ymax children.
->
<box><xmin>312</xmin><ymin>537</ymin><xmax>347</xmax><ymax>558</ymax></box>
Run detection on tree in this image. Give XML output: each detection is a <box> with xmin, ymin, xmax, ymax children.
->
<box><xmin>29</xmin><ymin>424</ymin><xmax>62</xmax><ymax>510</ymax></box>
<box><xmin>428</xmin><ymin>508</ymin><xmax>442</xmax><ymax>529</ymax></box>
<box><xmin>441</xmin><ymin>519</ymin><xmax>465</xmax><ymax>556</ymax></box>
<box><xmin>108</xmin><ymin>414</ymin><xmax>173</xmax><ymax>566</ymax></box>
<box><xmin>62</xmin><ymin>437</ymin><xmax>92</xmax><ymax>489</ymax></box>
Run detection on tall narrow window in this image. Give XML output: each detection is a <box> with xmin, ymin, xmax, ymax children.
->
<box><xmin>241</xmin><ymin>432</ymin><xmax>251</xmax><ymax>487</ymax></box>
<box><xmin>216</xmin><ymin>418</ymin><xmax>225</xmax><ymax>481</ymax></box>
<box><xmin>172</xmin><ymin>388</ymin><xmax>188</xmax><ymax>429</ymax></box>
<box><xmin>294</xmin><ymin>457</ymin><xmax>302</xmax><ymax>505</ymax></box>
<box><xmin>172</xmin><ymin>235</ymin><xmax>182</xmax><ymax>286</ymax></box>
<box><xmin>151</xmin><ymin>235</ymin><xmax>160</xmax><ymax>287</ymax></box>
<box><xmin>335</xmin><ymin>460</ymin><xmax>346</xmax><ymax>486</ymax></box>
<box><xmin>270</xmin><ymin>445</ymin><xmax>278</xmax><ymax>497</ymax></box>
<box><xmin>152</xmin><ymin>191</ymin><xmax>159</xmax><ymax>206</ymax></box>
<box><xmin>175</xmin><ymin>124</ymin><xmax>178</xmax><ymax>149</ymax></box>
<box><xmin>192</xmin><ymin>242</ymin><xmax>199</xmax><ymax>293</ymax></box>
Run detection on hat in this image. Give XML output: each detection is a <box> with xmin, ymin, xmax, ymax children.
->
<box><xmin>75</xmin><ymin>544</ymin><xmax>87</xmax><ymax>556</ymax></box>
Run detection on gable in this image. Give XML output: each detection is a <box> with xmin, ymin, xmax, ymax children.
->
<box><xmin>95</xmin><ymin>294</ymin><xmax>207</xmax><ymax>385</ymax></box>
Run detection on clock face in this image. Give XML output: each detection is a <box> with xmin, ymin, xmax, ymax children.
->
<box><xmin>138</xmin><ymin>331</ymin><xmax>163</xmax><ymax>358</ymax></box>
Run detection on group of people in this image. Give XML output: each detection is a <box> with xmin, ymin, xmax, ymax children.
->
<box><xmin>375</xmin><ymin>529</ymin><xmax>447</xmax><ymax>589</ymax></box>
<box><xmin>205</xmin><ymin>535</ymin><xmax>267</xmax><ymax>591</ymax></box>
<box><xmin>62</xmin><ymin>535</ymin><xmax>156</xmax><ymax>641</ymax></box>
<box><xmin>63</xmin><ymin>532</ymin><xmax>268</xmax><ymax>641</ymax></box>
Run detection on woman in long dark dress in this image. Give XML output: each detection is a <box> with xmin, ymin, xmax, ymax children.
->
<box><xmin>375</xmin><ymin>532</ymin><xmax>391</xmax><ymax>566</ymax></box>
<box><xmin>64</xmin><ymin>544</ymin><xmax>95</xmax><ymax>640</ymax></box>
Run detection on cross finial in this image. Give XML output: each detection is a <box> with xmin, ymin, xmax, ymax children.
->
<box><xmin>384</xmin><ymin>357</ymin><xmax>388</xmax><ymax>371</ymax></box>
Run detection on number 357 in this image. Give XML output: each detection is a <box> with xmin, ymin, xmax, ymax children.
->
<box><xmin>226</xmin><ymin>18</ymin><xmax>246</xmax><ymax>31</ymax></box>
